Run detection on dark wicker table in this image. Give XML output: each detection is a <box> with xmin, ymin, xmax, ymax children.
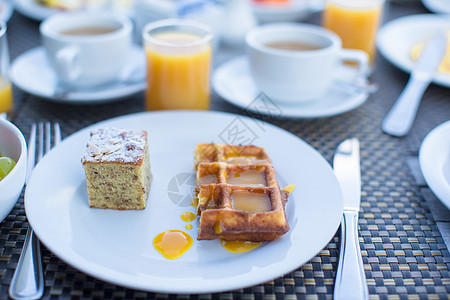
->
<box><xmin>1</xmin><ymin>0</ymin><xmax>450</xmax><ymax>299</ymax></box>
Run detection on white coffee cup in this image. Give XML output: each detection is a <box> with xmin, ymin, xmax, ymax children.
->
<box><xmin>40</xmin><ymin>13</ymin><xmax>132</xmax><ymax>88</ymax></box>
<box><xmin>245</xmin><ymin>23</ymin><xmax>369</xmax><ymax>104</ymax></box>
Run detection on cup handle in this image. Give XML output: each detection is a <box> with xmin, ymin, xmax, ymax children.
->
<box><xmin>54</xmin><ymin>45</ymin><xmax>81</xmax><ymax>83</ymax></box>
<box><xmin>337</xmin><ymin>49</ymin><xmax>369</xmax><ymax>78</ymax></box>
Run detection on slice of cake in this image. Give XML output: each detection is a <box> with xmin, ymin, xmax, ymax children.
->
<box><xmin>81</xmin><ymin>127</ymin><xmax>152</xmax><ymax>210</ymax></box>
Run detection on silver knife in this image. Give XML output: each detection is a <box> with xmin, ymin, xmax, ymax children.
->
<box><xmin>382</xmin><ymin>30</ymin><xmax>447</xmax><ymax>137</ymax></box>
<box><xmin>333</xmin><ymin>138</ymin><xmax>368</xmax><ymax>300</ymax></box>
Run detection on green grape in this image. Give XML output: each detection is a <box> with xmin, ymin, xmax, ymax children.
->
<box><xmin>0</xmin><ymin>156</ymin><xmax>16</xmax><ymax>180</ymax></box>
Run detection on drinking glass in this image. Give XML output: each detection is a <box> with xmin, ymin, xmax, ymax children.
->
<box><xmin>322</xmin><ymin>0</ymin><xmax>385</xmax><ymax>66</ymax></box>
<box><xmin>0</xmin><ymin>22</ymin><xmax>12</xmax><ymax>115</ymax></box>
<box><xmin>142</xmin><ymin>19</ymin><xmax>213</xmax><ymax>111</ymax></box>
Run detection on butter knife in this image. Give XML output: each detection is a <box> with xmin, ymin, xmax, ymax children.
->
<box><xmin>382</xmin><ymin>31</ymin><xmax>447</xmax><ymax>137</ymax></box>
<box><xmin>333</xmin><ymin>138</ymin><xmax>368</xmax><ymax>300</ymax></box>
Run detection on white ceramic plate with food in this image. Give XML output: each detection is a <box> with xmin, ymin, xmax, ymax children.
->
<box><xmin>13</xmin><ymin>0</ymin><xmax>124</xmax><ymax>21</ymax></box>
<box><xmin>25</xmin><ymin>110</ymin><xmax>343</xmax><ymax>293</ymax></box>
<box><xmin>10</xmin><ymin>46</ymin><xmax>146</xmax><ymax>104</ymax></box>
<box><xmin>213</xmin><ymin>56</ymin><xmax>370</xmax><ymax>119</ymax></box>
<box><xmin>377</xmin><ymin>14</ymin><xmax>450</xmax><ymax>88</ymax></box>
<box><xmin>419</xmin><ymin>120</ymin><xmax>450</xmax><ymax>210</ymax></box>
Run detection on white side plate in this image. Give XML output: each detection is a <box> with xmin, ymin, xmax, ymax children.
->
<box><xmin>377</xmin><ymin>14</ymin><xmax>450</xmax><ymax>88</ymax></box>
<box><xmin>419</xmin><ymin>120</ymin><xmax>450</xmax><ymax>209</ymax></box>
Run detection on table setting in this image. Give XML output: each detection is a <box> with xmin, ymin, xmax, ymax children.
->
<box><xmin>0</xmin><ymin>0</ymin><xmax>449</xmax><ymax>299</ymax></box>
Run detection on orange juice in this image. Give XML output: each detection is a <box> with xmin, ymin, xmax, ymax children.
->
<box><xmin>0</xmin><ymin>78</ymin><xmax>12</xmax><ymax>113</ymax></box>
<box><xmin>144</xmin><ymin>31</ymin><xmax>212</xmax><ymax>111</ymax></box>
<box><xmin>322</xmin><ymin>0</ymin><xmax>384</xmax><ymax>64</ymax></box>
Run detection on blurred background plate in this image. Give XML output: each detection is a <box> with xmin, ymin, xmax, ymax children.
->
<box><xmin>14</xmin><ymin>0</ymin><xmax>63</xmax><ymax>21</ymax></box>
<box><xmin>0</xmin><ymin>0</ymin><xmax>13</xmax><ymax>22</ymax></box>
<box><xmin>422</xmin><ymin>0</ymin><xmax>450</xmax><ymax>14</ymax></box>
<box><xmin>14</xmin><ymin>0</ymin><xmax>133</xmax><ymax>21</ymax></box>
<box><xmin>377</xmin><ymin>14</ymin><xmax>450</xmax><ymax>88</ymax></box>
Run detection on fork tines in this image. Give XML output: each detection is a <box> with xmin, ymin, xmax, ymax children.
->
<box><xmin>37</xmin><ymin>122</ymin><xmax>61</xmax><ymax>162</ymax></box>
<box><xmin>26</xmin><ymin>122</ymin><xmax>61</xmax><ymax>183</ymax></box>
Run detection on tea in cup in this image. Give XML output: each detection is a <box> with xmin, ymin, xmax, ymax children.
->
<box><xmin>245</xmin><ymin>23</ymin><xmax>369</xmax><ymax>103</ymax></box>
<box><xmin>40</xmin><ymin>13</ymin><xmax>133</xmax><ymax>88</ymax></box>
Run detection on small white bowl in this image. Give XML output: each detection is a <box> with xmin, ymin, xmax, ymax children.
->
<box><xmin>0</xmin><ymin>118</ymin><xmax>27</xmax><ymax>223</ymax></box>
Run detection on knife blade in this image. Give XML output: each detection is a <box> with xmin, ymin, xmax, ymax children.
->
<box><xmin>382</xmin><ymin>30</ymin><xmax>447</xmax><ymax>137</ymax></box>
<box><xmin>333</xmin><ymin>138</ymin><xmax>368</xmax><ymax>300</ymax></box>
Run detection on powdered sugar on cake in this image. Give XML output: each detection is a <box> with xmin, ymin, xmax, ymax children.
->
<box><xmin>82</xmin><ymin>127</ymin><xmax>147</xmax><ymax>164</ymax></box>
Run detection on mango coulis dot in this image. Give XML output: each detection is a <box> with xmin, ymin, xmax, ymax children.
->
<box><xmin>180</xmin><ymin>211</ymin><xmax>196</xmax><ymax>222</ymax></box>
<box><xmin>153</xmin><ymin>230</ymin><xmax>193</xmax><ymax>259</ymax></box>
<box><xmin>221</xmin><ymin>240</ymin><xmax>262</xmax><ymax>253</ymax></box>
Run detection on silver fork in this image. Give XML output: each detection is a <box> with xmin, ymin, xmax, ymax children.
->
<box><xmin>9</xmin><ymin>122</ymin><xmax>61</xmax><ymax>300</ymax></box>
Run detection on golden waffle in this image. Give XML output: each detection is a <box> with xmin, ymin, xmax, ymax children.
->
<box><xmin>194</xmin><ymin>144</ymin><xmax>290</xmax><ymax>241</ymax></box>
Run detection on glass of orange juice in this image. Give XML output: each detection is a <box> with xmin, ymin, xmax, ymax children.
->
<box><xmin>0</xmin><ymin>22</ymin><xmax>13</xmax><ymax>115</ymax></box>
<box><xmin>322</xmin><ymin>0</ymin><xmax>384</xmax><ymax>66</ymax></box>
<box><xmin>142</xmin><ymin>19</ymin><xmax>213</xmax><ymax>111</ymax></box>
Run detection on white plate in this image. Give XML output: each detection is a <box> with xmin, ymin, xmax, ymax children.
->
<box><xmin>212</xmin><ymin>56</ymin><xmax>369</xmax><ymax>119</ymax></box>
<box><xmin>419</xmin><ymin>120</ymin><xmax>450</xmax><ymax>209</ymax></box>
<box><xmin>0</xmin><ymin>0</ymin><xmax>14</xmax><ymax>22</ymax></box>
<box><xmin>14</xmin><ymin>0</ymin><xmax>60</xmax><ymax>21</ymax></box>
<box><xmin>25</xmin><ymin>110</ymin><xmax>343</xmax><ymax>294</ymax></box>
<box><xmin>10</xmin><ymin>46</ymin><xmax>146</xmax><ymax>104</ymax></box>
<box><xmin>422</xmin><ymin>0</ymin><xmax>450</xmax><ymax>14</ymax></box>
<box><xmin>14</xmin><ymin>0</ymin><xmax>131</xmax><ymax>21</ymax></box>
<box><xmin>377</xmin><ymin>14</ymin><xmax>450</xmax><ymax>88</ymax></box>
<box><xmin>252</xmin><ymin>0</ymin><xmax>323</xmax><ymax>23</ymax></box>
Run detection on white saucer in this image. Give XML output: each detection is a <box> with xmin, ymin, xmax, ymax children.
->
<box><xmin>10</xmin><ymin>46</ymin><xmax>147</xmax><ymax>104</ymax></box>
<box><xmin>212</xmin><ymin>56</ymin><xmax>370</xmax><ymax>119</ymax></box>
<box><xmin>377</xmin><ymin>14</ymin><xmax>450</xmax><ymax>88</ymax></box>
<box><xmin>14</xmin><ymin>0</ymin><xmax>60</xmax><ymax>21</ymax></box>
<box><xmin>419</xmin><ymin>120</ymin><xmax>450</xmax><ymax>210</ymax></box>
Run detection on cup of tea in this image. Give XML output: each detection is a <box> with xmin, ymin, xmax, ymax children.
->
<box><xmin>40</xmin><ymin>13</ymin><xmax>133</xmax><ymax>88</ymax></box>
<box><xmin>245</xmin><ymin>23</ymin><xmax>369</xmax><ymax>104</ymax></box>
